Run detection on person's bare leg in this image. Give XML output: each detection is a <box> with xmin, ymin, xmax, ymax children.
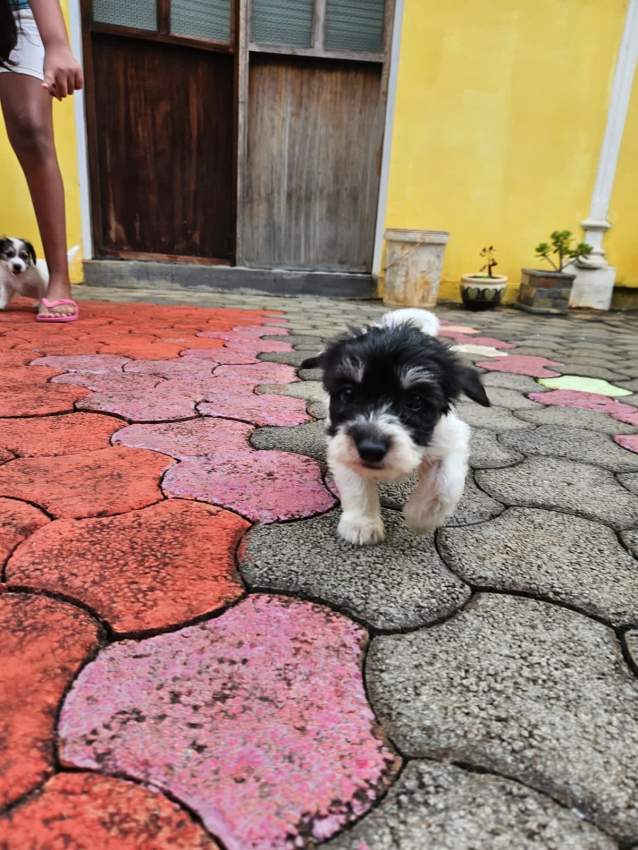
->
<box><xmin>0</xmin><ymin>72</ymin><xmax>74</xmax><ymax>317</ymax></box>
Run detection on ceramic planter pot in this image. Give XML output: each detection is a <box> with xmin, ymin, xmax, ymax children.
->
<box><xmin>460</xmin><ymin>274</ymin><xmax>508</xmax><ymax>310</ymax></box>
<box><xmin>517</xmin><ymin>268</ymin><xmax>575</xmax><ymax>315</ymax></box>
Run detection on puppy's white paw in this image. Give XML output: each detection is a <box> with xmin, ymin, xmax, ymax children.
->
<box><xmin>403</xmin><ymin>496</ymin><xmax>454</xmax><ymax>534</ymax></box>
<box><xmin>338</xmin><ymin>513</ymin><xmax>385</xmax><ymax>545</ymax></box>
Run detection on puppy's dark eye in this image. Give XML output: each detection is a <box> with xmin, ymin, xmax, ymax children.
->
<box><xmin>336</xmin><ymin>386</ymin><xmax>354</xmax><ymax>404</ymax></box>
<box><xmin>404</xmin><ymin>391</ymin><xmax>426</xmax><ymax>412</ymax></box>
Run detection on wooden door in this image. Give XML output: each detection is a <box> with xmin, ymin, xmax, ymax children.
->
<box><xmin>83</xmin><ymin>1</ymin><xmax>236</xmax><ymax>263</ymax></box>
<box><xmin>238</xmin><ymin>0</ymin><xmax>394</xmax><ymax>273</ymax></box>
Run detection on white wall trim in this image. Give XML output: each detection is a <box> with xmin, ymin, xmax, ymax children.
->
<box><xmin>372</xmin><ymin>0</ymin><xmax>405</xmax><ymax>277</ymax></box>
<box><xmin>588</xmin><ymin>0</ymin><xmax>638</xmax><ymax>224</ymax></box>
<box><xmin>68</xmin><ymin>0</ymin><xmax>93</xmax><ymax>260</ymax></box>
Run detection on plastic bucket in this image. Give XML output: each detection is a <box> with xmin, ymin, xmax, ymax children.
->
<box><xmin>383</xmin><ymin>229</ymin><xmax>449</xmax><ymax>308</ymax></box>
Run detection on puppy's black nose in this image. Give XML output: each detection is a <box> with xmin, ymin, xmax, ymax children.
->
<box><xmin>357</xmin><ymin>438</ymin><xmax>389</xmax><ymax>464</ymax></box>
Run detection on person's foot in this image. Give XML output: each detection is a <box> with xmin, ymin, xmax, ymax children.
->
<box><xmin>38</xmin><ymin>276</ymin><xmax>76</xmax><ymax>319</ymax></box>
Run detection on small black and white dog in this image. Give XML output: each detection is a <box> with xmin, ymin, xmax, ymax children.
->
<box><xmin>302</xmin><ymin>308</ymin><xmax>490</xmax><ymax>545</ymax></box>
<box><xmin>0</xmin><ymin>236</ymin><xmax>48</xmax><ymax>310</ymax></box>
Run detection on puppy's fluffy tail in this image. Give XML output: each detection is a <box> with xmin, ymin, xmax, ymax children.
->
<box><xmin>380</xmin><ymin>308</ymin><xmax>439</xmax><ymax>337</ymax></box>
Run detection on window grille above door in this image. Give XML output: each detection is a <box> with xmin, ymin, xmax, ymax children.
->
<box><xmin>91</xmin><ymin>0</ymin><xmax>233</xmax><ymax>45</ymax></box>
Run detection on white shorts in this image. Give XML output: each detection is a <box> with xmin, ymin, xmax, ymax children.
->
<box><xmin>0</xmin><ymin>10</ymin><xmax>45</xmax><ymax>82</ymax></box>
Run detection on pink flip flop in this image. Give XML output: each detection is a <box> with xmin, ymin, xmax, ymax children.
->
<box><xmin>36</xmin><ymin>298</ymin><xmax>80</xmax><ymax>323</ymax></box>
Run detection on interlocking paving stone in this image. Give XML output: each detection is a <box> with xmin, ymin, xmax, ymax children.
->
<box><xmin>198</xmin><ymin>389</ymin><xmax>311</xmax><ymax>426</ymax></box>
<box><xmin>215</xmin><ymin>362</ymin><xmax>298</xmax><ymax>386</ymax></box>
<box><xmin>0</xmin><ymin>499</ymin><xmax>49</xmax><ymax>566</ymax></box>
<box><xmin>259</xmin><ymin>350</ymin><xmax>312</xmax><ymax>367</ymax></box>
<box><xmin>323</xmin><ymin>760</ymin><xmax>615</xmax><ymax>850</ymax></box>
<box><xmin>618</xmin><ymin>473</ymin><xmax>638</xmax><ymax>495</ymax></box>
<box><xmin>621</xmin><ymin>529</ymin><xmax>638</xmax><ymax>559</ymax></box>
<box><xmin>539</xmin><ymin>375</ymin><xmax>632</xmax><ymax>397</ymax></box>
<box><xmin>113</xmin><ymin>418</ymin><xmax>253</xmax><ymax>460</ymax></box>
<box><xmin>475</xmin><ymin>354</ymin><xmax>563</xmax><ymax>378</ymax></box>
<box><xmin>0</xmin><ymin>382</ymin><xmax>89</xmax><ymax>417</ymax></box>
<box><xmin>59</xmin><ymin>595</ymin><xmax>400</xmax><ymax>850</ymax></box>
<box><xmin>0</xmin><ymin>412</ymin><xmax>122</xmax><ymax>457</ymax></box>
<box><xmin>480</xmin><ymin>386</ymin><xmax>540</xmax><ymax>410</ymax></box>
<box><xmin>163</xmin><ymin>449</ymin><xmax>335</xmax><ymax>522</ymax></box>
<box><xmin>514</xmin><ymin>404</ymin><xmax>637</xmax><ymax>434</ymax></box>
<box><xmin>551</xmin><ymin>362</ymin><xmax>630</xmax><ymax>381</ymax></box>
<box><xmin>617</xmin><ymin>434</ymin><xmax>638</xmax><ymax>454</ymax></box>
<box><xmin>258</xmin><ymin>380</ymin><xmax>325</xmax><ymax>403</ymax></box>
<box><xmin>7</xmin><ymin>501</ymin><xmax>247</xmax><ymax>635</ymax></box>
<box><xmin>438</xmin><ymin>507</ymin><xmax>638</xmax><ymax>625</ymax></box>
<box><xmin>250</xmin><ymin>419</ymin><xmax>327</xmax><ymax>462</ymax></box>
<box><xmin>499</xmin><ymin>424</ymin><xmax>638</xmax><ymax>472</ymax></box>
<box><xmin>376</xmin><ymin>475</ymin><xmax>505</xmax><ymax>526</ymax></box>
<box><xmin>528</xmin><ymin>389</ymin><xmax>638</xmax><ymax>426</ymax></box>
<box><xmin>469</xmin><ymin>428</ymin><xmax>524</xmax><ymax>468</ymax></box>
<box><xmin>240</xmin><ymin>509</ymin><xmax>470</xmax><ymax>630</ymax></box>
<box><xmin>626</xmin><ymin>631</ymin><xmax>638</xmax><ymax>669</ymax></box>
<box><xmin>454</xmin><ymin>402</ymin><xmax>532</xmax><ymax>431</ymax></box>
<box><xmin>0</xmin><ymin>447</ymin><xmax>172</xmax><ymax>519</ymax></box>
<box><xmin>33</xmin><ymin>353</ymin><xmax>129</xmax><ymax>373</ymax></box>
<box><xmin>477</xmin><ymin>456</ymin><xmax>638</xmax><ymax>529</ymax></box>
<box><xmin>124</xmin><ymin>357</ymin><xmax>218</xmax><ymax>378</ymax></box>
<box><xmin>367</xmin><ymin>594</ymin><xmax>638</xmax><ymax>837</ymax></box>
<box><xmin>308</xmin><ymin>399</ymin><xmax>329</xmax><ymax>419</ymax></box>
<box><xmin>0</xmin><ymin>593</ymin><xmax>99</xmax><ymax>808</ymax></box>
<box><xmin>0</xmin><ymin>773</ymin><xmax>221</xmax><ymax>849</ymax></box>
<box><xmin>481</xmin><ymin>372</ymin><xmax>542</xmax><ymax>392</ymax></box>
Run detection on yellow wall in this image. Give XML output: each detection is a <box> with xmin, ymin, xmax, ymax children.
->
<box><xmin>0</xmin><ymin>0</ymin><xmax>84</xmax><ymax>282</ymax></box>
<box><xmin>384</xmin><ymin>0</ymin><xmax>634</xmax><ymax>302</ymax></box>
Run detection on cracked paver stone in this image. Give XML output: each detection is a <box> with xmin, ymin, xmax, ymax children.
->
<box><xmin>377</xmin><ymin>475</ymin><xmax>504</xmax><ymax>527</ymax></box>
<box><xmin>113</xmin><ymin>418</ymin><xmax>253</xmax><ymax>460</ymax></box>
<box><xmin>514</xmin><ymin>404</ymin><xmax>637</xmax><ymax>435</ymax></box>
<box><xmin>0</xmin><ymin>498</ymin><xmax>49</xmax><ymax>565</ymax></box>
<box><xmin>438</xmin><ymin>507</ymin><xmax>638</xmax><ymax>626</ymax></box>
<box><xmin>163</xmin><ymin>449</ymin><xmax>335</xmax><ymax>522</ymax></box>
<box><xmin>498</xmin><ymin>425</ymin><xmax>638</xmax><ymax>472</ymax></box>
<box><xmin>469</xmin><ymin>428</ymin><xmax>524</xmax><ymax>469</ymax></box>
<box><xmin>476</xmin><ymin>456</ymin><xmax>638</xmax><ymax>530</ymax></box>
<box><xmin>367</xmin><ymin>594</ymin><xmax>638</xmax><ymax>837</ymax></box>
<box><xmin>250</xmin><ymin>419</ymin><xmax>327</xmax><ymax>463</ymax></box>
<box><xmin>454</xmin><ymin>402</ymin><xmax>532</xmax><ymax>431</ymax></box>
<box><xmin>323</xmin><ymin>760</ymin><xmax>614</xmax><ymax>850</ymax></box>
<box><xmin>59</xmin><ymin>594</ymin><xmax>400</xmax><ymax>850</ymax></box>
<box><xmin>7</xmin><ymin>500</ymin><xmax>247</xmax><ymax>635</ymax></box>
<box><xmin>240</xmin><ymin>509</ymin><xmax>470</xmax><ymax>631</ymax></box>
<box><xmin>0</xmin><ymin>447</ymin><xmax>172</xmax><ymax>519</ymax></box>
<box><xmin>0</xmin><ymin>593</ymin><xmax>99</xmax><ymax>808</ymax></box>
<box><xmin>0</xmin><ymin>772</ymin><xmax>221</xmax><ymax>849</ymax></box>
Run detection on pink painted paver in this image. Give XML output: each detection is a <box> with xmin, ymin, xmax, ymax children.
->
<box><xmin>124</xmin><ymin>358</ymin><xmax>218</xmax><ymax>378</ymax></box>
<box><xmin>198</xmin><ymin>390</ymin><xmax>311</xmax><ymax>426</ymax></box>
<box><xmin>163</xmin><ymin>449</ymin><xmax>335</xmax><ymax>521</ymax></box>
<box><xmin>529</xmin><ymin>389</ymin><xmax>638</xmax><ymax>427</ymax></box>
<box><xmin>59</xmin><ymin>594</ymin><xmax>400</xmax><ymax>850</ymax></box>
<box><xmin>615</xmin><ymin>435</ymin><xmax>638</xmax><ymax>454</ymax></box>
<box><xmin>113</xmin><ymin>417</ymin><xmax>253</xmax><ymax>459</ymax></box>
<box><xmin>33</xmin><ymin>354</ymin><xmax>129</xmax><ymax>373</ymax></box>
<box><xmin>214</xmin><ymin>362</ymin><xmax>298</xmax><ymax>386</ymax></box>
<box><xmin>476</xmin><ymin>354</ymin><xmax>563</xmax><ymax>378</ymax></box>
<box><xmin>440</xmin><ymin>332</ymin><xmax>515</xmax><ymax>350</ymax></box>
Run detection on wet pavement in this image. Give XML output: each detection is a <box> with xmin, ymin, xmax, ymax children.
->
<box><xmin>1</xmin><ymin>287</ymin><xmax>637</xmax><ymax>849</ymax></box>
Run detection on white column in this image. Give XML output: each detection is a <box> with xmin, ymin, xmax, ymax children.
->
<box><xmin>372</xmin><ymin>0</ymin><xmax>405</xmax><ymax>277</ymax></box>
<box><xmin>570</xmin><ymin>0</ymin><xmax>638</xmax><ymax>308</ymax></box>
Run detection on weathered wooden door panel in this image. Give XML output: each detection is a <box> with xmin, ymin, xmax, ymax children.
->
<box><xmin>242</xmin><ymin>55</ymin><xmax>383</xmax><ymax>272</ymax></box>
<box><xmin>91</xmin><ymin>35</ymin><xmax>235</xmax><ymax>261</ymax></box>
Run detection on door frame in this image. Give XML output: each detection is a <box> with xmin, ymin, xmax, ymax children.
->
<box><xmin>78</xmin><ymin>0</ymin><xmax>239</xmax><ymax>264</ymax></box>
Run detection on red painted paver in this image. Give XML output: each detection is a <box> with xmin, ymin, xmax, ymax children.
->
<box><xmin>0</xmin><ymin>772</ymin><xmax>221</xmax><ymax>849</ymax></box>
<box><xmin>164</xmin><ymin>449</ymin><xmax>335</xmax><ymax>522</ymax></box>
<box><xmin>113</xmin><ymin>417</ymin><xmax>253</xmax><ymax>459</ymax></box>
<box><xmin>0</xmin><ymin>499</ymin><xmax>49</xmax><ymax>564</ymax></box>
<box><xmin>0</xmin><ymin>593</ymin><xmax>99</xmax><ymax>807</ymax></box>
<box><xmin>476</xmin><ymin>354</ymin><xmax>563</xmax><ymax>378</ymax></box>
<box><xmin>7</xmin><ymin>501</ymin><xmax>247</xmax><ymax>634</ymax></box>
<box><xmin>0</xmin><ymin>447</ymin><xmax>172</xmax><ymax>519</ymax></box>
<box><xmin>529</xmin><ymin>389</ymin><xmax>638</xmax><ymax>426</ymax></box>
<box><xmin>0</xmin><ymin>412</ymin><xmax>122</xmax><ymax>457</ymax></box>
<box><xmin>0</xmin><ymin>383</ymin><xmax>89</xmax><ymax>417</ymax></box>
<box><xmin>59</xmin><ymin>595</ymin><xmax>400</xmax><ymax>850</ymax></box>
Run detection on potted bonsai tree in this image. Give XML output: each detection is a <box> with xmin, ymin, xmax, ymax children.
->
<box><xmin>460</xmin><ymin>246</ymin><xmax>508</xmax><ymax>310</ymax></box>
<box><xmin>517</xmin><ymin>230</ymin><xmax>592</xmax><ymax>314</ymax></box>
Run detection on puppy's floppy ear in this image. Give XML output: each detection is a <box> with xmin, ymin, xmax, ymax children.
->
<box><xmin>300</xmin><ymin>353</ymin><xmax>325</xmax><ymax>370</ymax></box>
<box><xmin>458</xmin><ymin>366</ymin><xmax>490</xmax><ymax>407</ymax></box>
<box><xmin>23</xmin><ymin>241</ymin><xmax>37</xmax><ymax>264</ymax></box>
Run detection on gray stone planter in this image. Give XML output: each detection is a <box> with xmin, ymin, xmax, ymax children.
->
<box><xmin>517</xmin><ymin>268</ymin><xmax>575</xmax><ymax>315</ymax></box>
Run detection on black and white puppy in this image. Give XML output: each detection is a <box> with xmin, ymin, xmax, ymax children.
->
<box><xmin>302</xmin><ymin>308</ymin><xmax>490</xmax><ymax>545</ymax></box>
<box><xmin>0</xmin><ymin>236</ymin><xmax>48</xmax><ymax>310</ymax></box>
